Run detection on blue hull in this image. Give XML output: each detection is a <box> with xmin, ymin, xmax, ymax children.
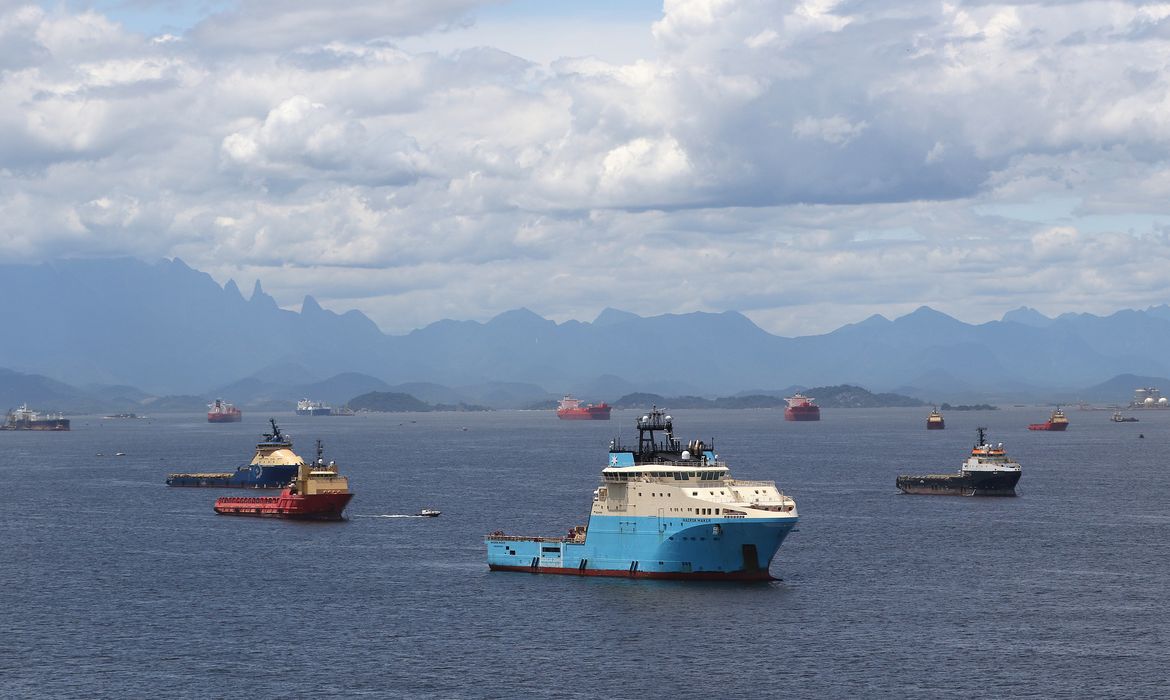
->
<box><xmin>486</xmin><ymin>514</ymin><xmax>797</xmax><ymax>581</ymax></box>
<box><xmin>165</xmin><ymin>464</ymin><xmax>299</xmax><ymax>488</ymax></box>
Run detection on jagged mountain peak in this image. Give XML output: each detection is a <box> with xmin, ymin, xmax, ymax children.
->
<box><xmin>486</xmin><ymin>307</ymin><xmax>555</xmax><ymax>329</ymax></box>
<box><xmin>224</xmin><ymin>279</ymin><xmax>243</xmax><ymax>300</ymax></box>
<box><xmin>893</xmin><ymin>306</ymin><xmax>964</xmax><ymax>328</ymax></box>
<box><xmin>1002</xmin><ymin>306</ymin><xmax>1053</xmax><ymax>327</ymax></box>
<box><xmin>593</xmin><ymin>307</ymin><xmax>642</xmax><ymax>326</ymax></box>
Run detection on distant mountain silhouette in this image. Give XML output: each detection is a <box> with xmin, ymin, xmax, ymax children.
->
<box><xmin>5</xmin><ymin>257</ymin><xmax>1170</xmax><ymax>402</ymax></box>
<box><xmin>1080</xmin><ymin>374</ymin><xmax>1170</xmax><ymax>402</ymax></box>
<box><xmin>1002</xmin><ymin>306</ymin><xmax>1054</xmax><ymax>328</ymax></box>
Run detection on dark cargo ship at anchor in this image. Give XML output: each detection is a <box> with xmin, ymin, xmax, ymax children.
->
<box><xmin>896</xmin><ymin>428</ymin><xmax>1021</xmax><ymax>496</ymax></box>
<box><xmin>166</xmin><ymin>419</ymin><xmax>303</xmax><ymax>488</ymax></box>
<box><xmin>2</xmin><ymin>404</ymin><xmax>70</xmax><ymax>431</ymax></box>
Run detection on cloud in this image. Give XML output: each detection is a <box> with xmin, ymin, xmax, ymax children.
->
<box><xmin>3</xmin><ymin>0</ymin><xmax>1170</xmax><ymax>336</ymax></box>
<box><xmin>186</xmin><ymin>0</ymin><xmax>485</xmax><ymax>53</ymax></box>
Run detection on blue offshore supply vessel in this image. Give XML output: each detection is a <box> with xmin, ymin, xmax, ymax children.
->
<box><xmin>486</xmin><ymin>407</ymin><xmax>799</xmax><ymax>581</ymax></box>
<box><xmin>166</xmin><ymin>419</ymin><xmax>304</xmax><ymax>488</ymax></box>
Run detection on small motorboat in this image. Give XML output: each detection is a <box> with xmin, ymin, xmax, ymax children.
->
<box><xmin>418</xmin><ymin>509</ymin><xmax>441</xmax><ymax>517</ymax></box>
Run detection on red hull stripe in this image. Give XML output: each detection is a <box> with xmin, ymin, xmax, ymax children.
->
<box><xmin>488</xmin><ymin>564</ymin><xmax>774</xmax><ymax>582</ymax></box>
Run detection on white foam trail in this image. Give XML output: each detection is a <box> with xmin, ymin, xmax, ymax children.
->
<box><xmin>352</xmin><ymin>514</ymin><xmax>426</xmax><ymax>518</ymax></box>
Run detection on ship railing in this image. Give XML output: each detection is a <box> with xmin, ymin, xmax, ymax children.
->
<box><xmin>485</xmin><ymin>533</ymin><xmax>581</xmax><ymax>544</ymax></box>
<box><xmin>216</xmin><ymin>497</ymin><xmax>273</xmax><ymax>504</ymax></box>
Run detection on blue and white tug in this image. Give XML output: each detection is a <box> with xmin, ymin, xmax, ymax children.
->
<box><xmin>486</xmin><ymin>407</ymin><xmax>798</xmax><ymax>581</ymax></box>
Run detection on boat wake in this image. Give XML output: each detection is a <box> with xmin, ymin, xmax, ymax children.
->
<box><xmin>353</xmin><ymin>514</ymin><xmax>432</xmax><ymax>519</ymax></box>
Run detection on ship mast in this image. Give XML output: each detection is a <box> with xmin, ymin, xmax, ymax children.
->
<box><xmin>636</xmin><ymin>406</ymin><xmax>678</xmax><ymax>457</ymax></box>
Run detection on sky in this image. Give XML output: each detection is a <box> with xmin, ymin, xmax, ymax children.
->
<box><xmin>5</xmin><ymin>1</ymin><xmax>1170</xmax><ymax>335</ymax></box>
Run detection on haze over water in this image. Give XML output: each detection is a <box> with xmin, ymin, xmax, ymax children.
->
<box><xmin>4</xmin><ymin>407</ymin><xmax>1168</xmax><ymax>697</ymax></box>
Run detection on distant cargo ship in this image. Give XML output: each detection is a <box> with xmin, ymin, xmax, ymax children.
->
<box><xmin>214</xmin><ymin>440</ymin><xmax>352</xmax><ymax>520</ymax></box>
<box><xmin>166</xmin><ymin>419</ymin><xmax>303</xmax><ymax>488</ymax></box>
<box><xmin>486</xmin><ymin>406</ymin><xmax>798</xmax><ymax>581</ymax></box>
<box><xmin>296</xmin><ymin>399</ymin><xmax>333</xmax><ymax>416</ymax></box>
<box><xmin>896</xmin><ymin>428</ymin><xmax>1021</xmax><ymax>496</ymax></box>
<box><xmin>207</xmin><ymin>399</ymin><xmax>241</xmax><ymax>423</ymax></box>
<box><xmin>1028</xmin><ymin>407</ymin><xmax>1069</xmax><ymax>431</ymax></box>
<box><xmin>784</xmin><ymin>394</ymin><xmax>820</xmax><ymax>421</ymax></box>
<box><xmin>556</xmin><ymin>395</ymin><xmax>611</xmax><ymax>420</ymax></box>
<box><xmin>1</xmin><ymin>404</ymin><xmax>70</xmax><ymax>431</ymax></box>
<box><xmin>926</xmin><ymin>408</ymin><xmax>945</xmax><ymax>430</ymax></box>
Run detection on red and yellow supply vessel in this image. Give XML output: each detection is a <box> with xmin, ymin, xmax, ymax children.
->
<box><xmin>557</xmin><ymin>395</ymin><xmax>611</xmax><ymax>420</ymax></box>
<box><xmin>213</xmin><ymin>441</ymin><xmax>352</xmax><ymax>520</ymax></box>
<box><xmin>784</xmin><ymin>394</ymin><xmax>820</xmax><ymax>421</ymax></box>
<box><xmin>207</xmin><ymin>399</ymin><xmax>242</xmax><ymax>423</ymax></box>
<box><xmin>926</xmin><ymin>408</ymin><xmax>945</xmax><ymax>430</ymax></box>
<box><xmin>1028</xmin><ymin>407</ymin><xmax>1069</xmax><ymax>431</ymax></box>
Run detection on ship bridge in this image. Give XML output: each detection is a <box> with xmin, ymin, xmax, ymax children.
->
<box><xmin>597</xmin><ymin>407</ymin><xmax>795</xmax><ymax>516</ymax></box>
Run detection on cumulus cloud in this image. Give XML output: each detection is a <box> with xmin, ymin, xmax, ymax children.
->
<box><xmin>2</xmin><ymin>0</ymin><xmax>1170</xmax><ymax>335</ymax></box>
<box><xmin>186</xmin><ymin>0</ymin><xmax>485</xmax><ymax>53</ymax></box>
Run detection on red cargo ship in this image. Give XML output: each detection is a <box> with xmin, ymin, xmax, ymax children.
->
<box><xmin>207</xmin><ymin>399</ymin><xmax>242</xmax><ymax>423</ymax></box>
<box><xmin>557</xmin><ymin>395</ymin><xmax>611</xmax><ymax>420</ymax></box>
<box><xmin>214</xmin><ymin>440</ymin><xmax>352</xmax><ymax>520</ymax></box>
<box><xmin>1028</xmin><ymin>407</ymin><xmax>1069</xmax><ymax>431</ymax></box>
<box><xmin>784</xmin><ymin>394</ymin><xmax>820</xmax><ymax>421</ymax></box>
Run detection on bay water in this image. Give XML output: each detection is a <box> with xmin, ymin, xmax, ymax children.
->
<box><xmin>3</xmin><ymin>407</ymin><xmax>1168</xmax><ymax>697</ymax></box>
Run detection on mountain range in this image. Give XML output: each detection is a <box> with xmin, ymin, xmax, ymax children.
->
<box><xmin>2</xmin><ymin>257</ymin><xmax>1169</xmax><ymax>408</ymax></box>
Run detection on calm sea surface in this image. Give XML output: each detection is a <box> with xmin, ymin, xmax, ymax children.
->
<box><xmin>3</xmin><ymin>407</ymin><xmax>1169</xmax><ymax>698</ymax></box>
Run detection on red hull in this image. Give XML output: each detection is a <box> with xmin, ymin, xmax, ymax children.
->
<box><xmin>207</xmin><ymin>413</ymin><xmax>242</xmax><ymax>423</ymax></box>
<box><xmin>488</xmin><ymin>564</ymin><xmax>773</xmax><ymax>582</ymax></box>
<box><xmin>557</xmin><ymin>406</ymin><xmax>611</xmax><ymax>420</ymax></box>
<box><xmin>1028</xmin><ymin>422</ymin><xmax>1068</xmax><ymax>431</ymax></box>
<box><xmin>214</xmin><ymin>491</ymin><xmax>353</xmax><ymax>520</ymax></box>
<box><xmin>784</xmin><ymin>407</ymin><xmax>820</xmax><ymax>421</ymax></box>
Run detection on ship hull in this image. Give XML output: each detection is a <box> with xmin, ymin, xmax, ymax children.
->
<box><xmin>926</xmin><ymin>421</ymin><xmax>944</xmax><ymax>430</ymax></box>
<box><xmin>207</xmin><ymin>413</ymin><xmax>242</xmax><ymax>423</ymax></box>
<box><xmin>486</xmin><ymin>515</ymin><xmax>797</xmax><ymax>581</ymax></box>
<box><xmin>485</xmin><ymin>564</ymin><xmax>774</xmax><ymax>581</ymax></box>
<box><xmin>784</xmin><ymin>407</ymin><xmax>820</xmax><ymax>421</ymax></box>
<box><xmin>214</xmin><ymin>492</ymin><xmax>353</xmax><ymax>520</ymax></box>
<box><xmin>1027</xmin><ymin>422</ymin><xmax>1068</xmax><ymax>431</ymax></box>
<box><xmin>296</xmin><ymin>408</ymin><xmax>333</xmax><ymax>416</ymax></box>
<box><xmin>166</xmin><ymin>464</ymin><xmax>299</xmax><ymax>488</ymax></box>
<box><xmin>557</xmin><ymin>409</ymin><xmax>611</xmax><ymax>420</ymax></box>
<box><xmin>0</xmin><ymin>419</ymin><xmax>70</xmax><ymax>431</ymax></box>
<box><xmin>896</xmin><ymin>470</ymin><xmax>1020</xmax><ymax>496</ymax></box>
